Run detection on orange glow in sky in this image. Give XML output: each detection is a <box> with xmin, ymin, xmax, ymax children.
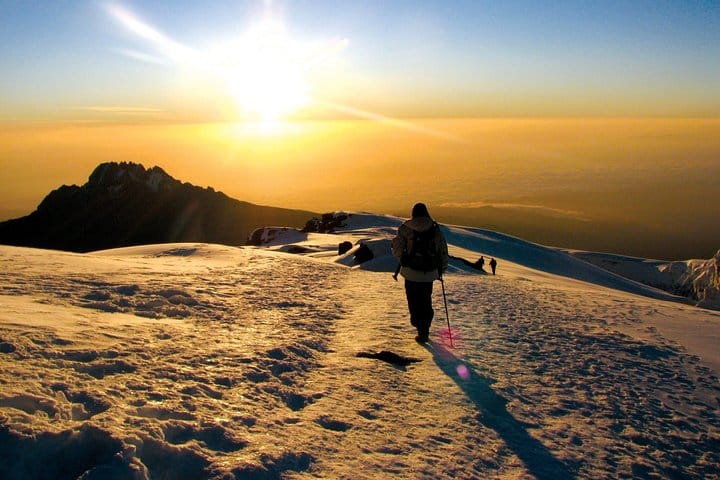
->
<box><xmin>1</xmin><ymin>2</ymin><xmax>719</xmax><ymax>259</ymax></box>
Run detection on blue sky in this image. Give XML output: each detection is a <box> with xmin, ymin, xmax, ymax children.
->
<box><xmin>1</xmin><ymin>0</ymin><xmax>719</xmax><ymax>121</ymax></box>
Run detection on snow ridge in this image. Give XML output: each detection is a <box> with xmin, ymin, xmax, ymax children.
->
<box><xmin>569</xmin><ymin>249</ymin><xmax>720</xmax><ymax>310</ymax></box>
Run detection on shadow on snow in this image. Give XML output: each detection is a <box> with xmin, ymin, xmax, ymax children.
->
<box><xmin>427</xmin><ymin>342</ymin><xmax>577</xmax><ymax>480</ymax></box>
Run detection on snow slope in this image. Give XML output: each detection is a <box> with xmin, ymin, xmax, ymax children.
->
<box><xmin>1</xmin><ymin>213</ymin><xmax>719</xmax><ymax>479</ymax></box>
<box><xmin>567</xmin><ymin>249</ymin><xmax>720</xmax><ymax>310</ymax></box>
<box><xmin>263</xmin><ymin>212</ymin><xmax>697</xmax><ymax>304</ymax></box>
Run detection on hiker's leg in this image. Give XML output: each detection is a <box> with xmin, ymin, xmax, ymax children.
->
<box><xmin>417</xmin><ymin>281</ymin><xmax>434</xmax><ymax>338</ymax></box>
<box><xmin>404</xmin><ymin>280</ymin><xmax>421</xmax><ymax>328</ymax></box>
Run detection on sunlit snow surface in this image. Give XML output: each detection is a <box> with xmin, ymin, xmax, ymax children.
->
<box><xmin>1</xmin><ymin>213</ymin><xmax>719</xmax><ymax>479</ymax></box>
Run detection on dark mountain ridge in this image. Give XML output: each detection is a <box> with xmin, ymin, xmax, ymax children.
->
<box><xmin>0</xmin><ymin>162</ymin><xmax>315</xmax><ymax>252</ymax></box>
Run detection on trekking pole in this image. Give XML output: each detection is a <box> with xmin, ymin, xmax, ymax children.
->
<box><xmin>439</xmin><ymin>274</ymin><xmax>454</xmax><ymax>348</ymax></box>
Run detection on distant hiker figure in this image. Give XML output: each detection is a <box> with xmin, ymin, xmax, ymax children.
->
<box><xmin>489</xmin><ymin>257</ymin><xmax>497</xmax><ymax>275</ymax></box>
<box><xmin>391</xmin><ymin>203</ymin><xmax>449</xmax><ymax>343</ymax></box>
<box><xmin>476</xmin><ymin>256</ymin><xmax>485</xmax><ymax>271</ymax></box>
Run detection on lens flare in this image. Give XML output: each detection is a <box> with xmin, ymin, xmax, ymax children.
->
<box><xmin>456</xmin><ymin>364</ymin><xmax>470</xmax><ymax>380</ymax></box>
<box><xmin>439</xmin><ymin>326</ymin><xmax>460</xmax><ymax>347</ymax></box>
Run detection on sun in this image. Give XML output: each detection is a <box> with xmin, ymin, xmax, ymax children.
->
<box><xmin>226</xmin><ymin>20</ymin><xmax>310</xmax><ymax>122</ymax></box>
<box><xmin>227</xmin><ymin>56</ymin><xmax>309</xmax><ymax>122</ymax></box>
<box><xmin>108</xmin><ymin>5</ymin><xmax>350</xmax><ymax>124</ymax></box>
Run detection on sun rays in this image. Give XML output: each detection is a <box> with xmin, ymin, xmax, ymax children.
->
<box><xmin>106</xmin><ymin>2</ymin><xmax>457</xmax><ymax>140</ymax></box>
<box><xmin>222</xmin><ymin>19</ymin><xmax>310</xmax><ymax>121</ymax></box>
<box><xmin>108</xmin><ymin>3</ymin><xmax>327</xmax><ymax>122</ymax></box>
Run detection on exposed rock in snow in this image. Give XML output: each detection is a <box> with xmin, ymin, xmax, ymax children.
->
<box><xmin>302</xmin><ymin>212</ymin><xmax>351</xmax><ymax>233</ymax></box>
<box><xmin>665</xmin><ymin>250</ymin><xmax>720</xmax><ymax>309</ymax></box>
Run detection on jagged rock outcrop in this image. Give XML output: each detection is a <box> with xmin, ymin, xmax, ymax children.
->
<box><xmin>573</xmin><ymin>249</ymin><xmax>720</xmax><ymax>311</ymax></box>
<box><xmin>0</xmin><ymin>162</ymin><xmax>315</xmax><ymax>252</ymax></box>
<box><xmin>302</xmin><ymin>213</ymin><xmax>350</xmax><ymax>233</ymax></box>
<box><xmin>659</xmin><ymin>249</ymin><xmax>720</xmax><ymax>310</ymax></box>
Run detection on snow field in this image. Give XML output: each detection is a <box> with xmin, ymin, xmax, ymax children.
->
<box><xmin>0</xmin><ymin>217</ymin><xmax>719</xmax><ymax>479</ymax></box>
<box><xmin>1</xmin><ymin>245</ymin><xmax>347</xmax><ymax>479</ymax></box>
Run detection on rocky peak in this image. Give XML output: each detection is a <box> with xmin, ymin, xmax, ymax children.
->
<box><xmin>88</xmin><ymin>162</ymin><xmax>177</xmax><ymax>193</ymax></box>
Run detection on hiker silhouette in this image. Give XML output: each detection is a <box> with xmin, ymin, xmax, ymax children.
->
<box><xmin>391</xmin><ymin>203</ymin><xmax>449</xmax><ymax>343</ymax></box>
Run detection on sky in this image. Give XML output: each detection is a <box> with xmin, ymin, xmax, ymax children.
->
<box><xmin>1</xmin><ymin>1</ymin><xmax>719</xmax><ymax>259</ymax></box>
<box><xmin>1</xmin><ymin>0</ymin><xmax>719</xmax><ymax>123</ymax></box>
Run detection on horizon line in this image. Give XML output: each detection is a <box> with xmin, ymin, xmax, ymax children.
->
<box><xmin>2</xmin><ymin>115</ymin><xmax>719</xmax><ymax>128</ymax></box>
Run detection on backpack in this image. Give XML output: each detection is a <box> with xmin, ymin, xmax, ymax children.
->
<box><xmin>401</xmin><ymin>223</ymin><xmax>440</xmax><ymax>272</ymax></box>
